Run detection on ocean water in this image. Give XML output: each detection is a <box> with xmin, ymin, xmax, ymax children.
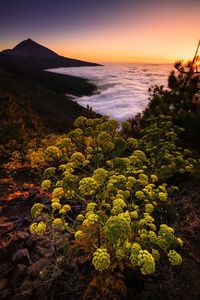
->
<box><xmin>48</xmin><ymin>63</ymin><xmax>173</xmax><ymax>121</ymax></box>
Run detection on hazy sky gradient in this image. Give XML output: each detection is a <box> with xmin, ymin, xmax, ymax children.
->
<box><xmin>1</xmin><ymin>0</ymin><xmax>199</xmax><ymax>63</ymax></box>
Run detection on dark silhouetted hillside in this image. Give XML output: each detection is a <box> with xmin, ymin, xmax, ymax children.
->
<box><xmin>0</xmin><ymin>54</ymin><xmax>100</xmax><ymax>160</ymax></box>
<box><xmin>1</xmin><ymin>38</ymin><xmax>102</xmax><ymax>69</ymax></box>
<box><xmin>0</xmin><ymin>39</ymin><xmax>101</xmax><ymax>160</ymax></box>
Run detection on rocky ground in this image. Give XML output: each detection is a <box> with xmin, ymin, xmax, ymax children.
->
<box><xmin>0</xmin><ymin>167</ymin><xmax>200</xmax><ymax>300</ymax></box>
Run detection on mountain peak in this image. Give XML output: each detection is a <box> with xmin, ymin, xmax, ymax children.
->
<box><xmin>1</xmin><ymin>39</ymin><xmax>102</xmax><ymax>68</ymax></box>
<box><xmin>11</xmin><ymin>39</ymin><xmax>58</xmax><ymax>58</ymax></box>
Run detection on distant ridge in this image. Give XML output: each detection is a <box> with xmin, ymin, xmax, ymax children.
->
<box><xmin>1</xmin><ymin>38</ymin><xmax>101</xmax><ymax>69</ymax></box>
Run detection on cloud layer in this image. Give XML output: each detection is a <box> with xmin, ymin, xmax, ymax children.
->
<box><xmin>48</xmin><ymin>63</ymin><xmax>172</xmax><ymax>121</ymax></box>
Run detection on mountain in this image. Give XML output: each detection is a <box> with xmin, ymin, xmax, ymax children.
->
<box><xmin>0</xmin><ymin>58</ymin><xmax>98</xmax><ymax>161</ymax></box>
<box><xmin>2</xmin><ymin>39</ymin><xmax>58</xmax><ymax>58</ymax></box>
<box><xmin>1</xmin><ymin>38</ymin><xmax>101</xmax><ymax>69</ymax></box>
<box><xmin>0</xmin><ymin>39</ymin><xmax>101</xmax><ymax>160</ymax></box>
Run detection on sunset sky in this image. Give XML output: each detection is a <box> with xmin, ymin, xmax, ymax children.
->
<box><xmin>1</xmin><ymin>0</ymin><xmax>200</xmax><ymax>63</ymax></box>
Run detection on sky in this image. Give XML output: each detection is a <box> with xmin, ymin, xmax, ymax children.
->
<box><xmin>0</xmin><ymin>0</ymin><xmax>200</xmax><ymax>63</ymax></box>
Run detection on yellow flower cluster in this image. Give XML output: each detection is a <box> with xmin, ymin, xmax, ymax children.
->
<box><xmin>111</xmin><ymin>196</ymin><xmax>126</xmax><ymax>215</ymax></box>
<box><xmin>41</xmin><ymin>180</ymin><xmax>51</xmax><ymax>190</ymax></box>
<box><xmin>30</xmin><ymin>221</ymin><xmax>46</xmax><ymax>235</ymax></box>
<box><xmin>115</xmin><ymin>246</ymin><xmax>126</xmax><ymax>261</ymax></box>
<box><xmin>105</xmin><ymin>214</ymin><xmax>131</xmax><ymax>244</ymax></box>
<box><xmin>130</xmin><ymin>243</ymin><xmax>141</xmax><ymax>267</ymax></box>
<box><xmin>75</xmin><ymin>230</ymin><xmax>85</xmax><ymax>240</ymax></box>
<box><xmin>125</xmin><ymin>176</ymin><xmax>137</xmax><ymax>190</ymax></box>
<box><xmin>68</xmin><ymin>128</ymin><xmax>83</xmax><ymax>140</ymax></box>
<box><xmin>118</xmin><ymin>211</ymin><xmax>131</xmax><ymax>225</ymax></box>
<box><xmin>44</xmin><ymin>146</ymin><xmax>62</xmax><ymax>162</ymax></box>
<box><xmin>31</xmin><ymin>203</ymin><xmax>45</xmax><ymax>218</ymax></box>
<box><xmin>151</xmin><ymin>175</ymin><xmax>158</xmax><ymax>182</ymax></box>
<box><xmin>97</xmin><ymin>131</ymin><xmax>112</xmax><ymax>147</ymax></box>
<box><xmin>167</xmin><ymin>250</ymin><xmax>182</xmax><ymax>266</ymax></box>
<box><xmin>148</xmin><ymin>231</ymin><xmax>158</xmax><ymax>243</ymax></box>
<box><xmin>86</xmin><ymin>202</ymin><xmax>97</xmax><ymax>212</ymax></box>
<box><xmin>151</xmin><ymin>249</ymin><xmax>160</xmax><ymax>261</ymax></box>
<box><xmin>84</xmin><ymin>211</ymin><xmax>99</xmax><ymax>225</ymax></box>
<box><xmin>56</xmin><ymin>137</ymin><xmax>75</xmax><ymax>157</ymax></box>
<box><xmin>43</xmin><ymin>167</ymin><xmax>56</xmax><ymax>179</ymax></box>
<box><xmin>135</xmin><ymin>191</ymin><xmax>145</xmax><ymax>200</ymax></box>
<box><xmin>145</xmin><ymin>203</ymin><xmax>154</xmax><ymax>214</ymax></box>
<box><xmin>59</xmin><ymin>204</ymin><xmax>71</xmax><ymax>214</ymax></box>
<box><xmin>132</xmin><ymin>150</ymin><xmax>147</xmax><ymax>162</ymax></box>
<box><xmin>127</xmin><ymin>137</ymin><xmax>138</xmax><ymax>149</ymax></box>
<box><xmin>79</xmin><ymin>177</ymin><xmax>98</xmax><ymax>196</ymax></box>
<box><xmin>138</xmin><ymin>250</ymin><xmax>155</xmax><ymax>275</ymax></box>
<box><xmin>52</xmin><ymin>218</ymin><xmax>63</xmax><ymax>229</ymax></box>
<box><xmin>155</xmin><ymin>224</ymin><xmax>177</xmax><ymax>250</ymax></box>
<box><xmin>93</xmin><ymin>168</ymin><xmax>109</xmax><ymax>183</ymax></box>
<box><xmin>65</xmin><ymin>190</ymin><xmax>75</xmax><ymax>199</ymax></box>
<box><xmin>51</xmin><ymin>202</ymin><xmax>61</xmax><ymax>211</ymax></box>
<box><xmin>83</xmin><ymin>160</ymin><xmax>90</xmax><ymax>167</ymax></box>
<box><xmin>85</xmin><ymin>146</ymin><xmax>93</xmax><ymax>154</ymax></box>
<box><xmin>52</xmin><ymin>187</ymin><xmax>64</xmax><ymax>198</ymax></box>
<box><xmin>158</xmin><ymin>192</ymin><xmax>168</xmax><ymax>201</ymax></box>
<box><xmin>92</xmin><ymin>248</ymin><xmax>111</xmax><ymax>271</ymax></box>
<box><xmin>70</xmin><ymin>152</ymin><xmax>85</xmax><ymax>166</ymax></box>
<box><xmin>138</xmin><ymin>173</ymin><xmax>149</xmax><ymax>186</ymax></box>
<box><xmin>177</xmin><ymin>237</ymin><xmax>183</xmax><ymax>247</ymax></box>
<box><xmin>130</xmin><ymin>210</ymin><xmax>139</xmax><ymax>219</ymax></box>
<box><xmin>139</xmin><ymin>213</ymin><xmax>155</xmax><ymax>230</ymax></box>
<box><xmin>76</xmin><ymin>214</ymin><xmax>84</xmax><ymax>221</ymax></box>
<box><xmin>74</xmin><ymin>116</ymin><xmax>87</xmax><ymax>129</ymax></box>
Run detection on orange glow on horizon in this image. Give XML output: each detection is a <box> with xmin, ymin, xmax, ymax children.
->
<box><xmin>1</xmin><ymin>2</ymin><xmax>199</xmax><ymax>65</ymax></box>
<box><xmin>46</xmin><ymin>40</ymin><xmax>199</xmax><ymax>64</ymax></box>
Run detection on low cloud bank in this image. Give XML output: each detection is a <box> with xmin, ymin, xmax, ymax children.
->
<box><xmin>49</xmin><ymin>63</ymin><xmax>171</xmax><ymax>121</ymax></box>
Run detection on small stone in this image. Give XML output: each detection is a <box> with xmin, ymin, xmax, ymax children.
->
<box><xmin>10</xmin><ymin>264</ymin><xmax>27</xmax><ymax>288</ymax></box>
<box><xmin>17</xmin><ymin>231</ymin><xmax>29</xmax><ymax>240</ymax></box>
<box><xmin>36</xmin><ymin>245</ymin><xmax>53</xmax><ymax>257</ymax></box>
<box><xmin>0</xmin><ymin>262</ymin><xmax>14</xmax><ymax>278</ymax></box>
<box><xmin>0</xmin><ymin>288</ymin><xmax>12</xmax><ymax>298</ymax></box>
<box><xmin>25</xmin><ymin>236</ymin><xmax>36</xmax><ymax>248</ymax></box>
<box><xmin>12</xmin><ymin>248</ymin><xmax>31</xmax><ymax>265</ymax></box>
<box><xmin>0</xmin><ymin>278</ymin><xmax>8</xmax><ymax>290</ymax></box>
<box><xmin>27</xmin><ymin>258</ymin><xmax>50</xmax><ymax>279</ymax></box>
<box><xmin>17</xmin><ymin>280</ymin><xmax>34</xmax><ymax>298</ymax></box>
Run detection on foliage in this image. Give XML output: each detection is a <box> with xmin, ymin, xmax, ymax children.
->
<box><xmin>26</xmin><ymin>133</ymin><xmax>76</xmax><ymax>168</ymax></box>
<box><xmin>0</xmin><ymin>96</ymin><xmax>44</xmax><ymax>162</ymax></box>
<box><xmin>140</xmin><ymin>59</ymin><xmax>200</xmax><ymax>146</ymax></box>
<box><xmin>30</xmin><ymin>114</ymin><xmax>198</xmax><ymax>295</ymax></box>
<box><xmin>139</xmin><ymin>115</ymin><xmax>197</xmax><ymax>179</ymax></box>
<box><xmin>144</xmin><ymin>60</ymin><xmax>199</xmax><ymax>117</ymax></box>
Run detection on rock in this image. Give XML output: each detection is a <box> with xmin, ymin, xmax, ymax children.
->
<box><xmin>22</xmin><ymin>216</ymin><xmax>32</xmax><ymax>225</ymax></box>
<box><xmin>10</xmin><ymin>264</ymin><xmax>27</xmax><ymax>288</ymax></box>
<box><xmin>27</xmin><ymin>258</ymin><xmax>50</xmax><ymax>279</ymax></box>
<box><xmin>0</xmin><ymin>288</ymin><xmax>12</xmax><ymax>298</ymax></box>
<box><xmin>12</xmin><ymin>248</ymin><xmax>31</xmax><ymax>265</ymax></box>
<box><xmin>17</xmin><ymin>231</ymin><xmax>29</xmax><ymax>240</ymax></box>
<box><xmin>17</xmin><ymin>280</ymin><xmax>34</xmax><ymax>299</ymax></box>
<box><xmin>36</xmin><ymin>245</ymin><xmax>53</xmax><ymax>257</ymax></box>
<box><xmin>0</xmin><ymin>278</ymin><xmax>8</xmax><ymax>290</ymax></box>
<box><xmin>0</xmin><ymin>262</ymin><xmax>14</xmax><ymax>278</ymax></box>
<box><xmin>25</xmin><ymin>236</ymin><xmax>35</xmax><ymax>248</ymax></box>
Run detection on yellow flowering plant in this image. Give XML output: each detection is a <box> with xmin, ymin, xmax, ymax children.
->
<box><xmin>30</xmin><ymin>115</ymin><xmax>196</xmax><ymax>280</ymax></box>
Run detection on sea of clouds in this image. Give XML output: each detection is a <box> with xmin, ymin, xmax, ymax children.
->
<box><xmin>48</xmin><ymin>63</ymin><xmax>172</xmax><ymax>121</ymax></box>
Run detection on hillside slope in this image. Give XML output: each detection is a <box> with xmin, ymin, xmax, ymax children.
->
<box><xmin>1</xmin><ymin>39</ymin><xmax>102</xmax><ymax>69</ymax></box>
<box><xmin>0</xmin><ymin>56</ymin><xmax>98</xmax><ymax>160</ymax></box>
